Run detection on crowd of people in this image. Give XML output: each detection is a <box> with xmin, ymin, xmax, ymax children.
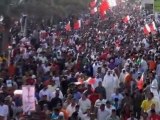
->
<box><xmin>0</xmin><ymin>0</ymin><xmax>160</xmax><ymax>120</ymax></box>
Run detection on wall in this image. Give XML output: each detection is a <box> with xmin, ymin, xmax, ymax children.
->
<box><xmin>141</xmin><ymin>0</ymin><xmax>154</xmax><ymax>7</ymax></box>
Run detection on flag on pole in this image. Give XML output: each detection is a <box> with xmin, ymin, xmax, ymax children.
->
<box><xmin>149</xmin><ymin>21</ymin><xmax>157</xmax><ymax>32</ymax></box>
<box><xmin>137</xmin><ymin>73</ymin><xmax>144</xmax><ymax>90</ymax></box>
<box><xmin>99</xmin><ymin>0</ymin><xmax>116</xmax><ymax>18</ymax></box>
<box><xmin>74</xmin><ymin>20</ymin><xmax>81</xmax><ymax>30</ymax></box>
<box><xmin>86</xmin><ymin>77</ymin><xmax>96</xmax><ymax>85</ymax></box>
<box><xmin>65</xmin><ymin>22</ymin><xmax>71</xmax><ymax>31</ymax></box>
<box><xmin>143</xmin><ymin>24</ymin><xmax>151</xmax><ymax>35</ymax></box>
<box><xmin>85</xmin><ymin>77</ymin><xmax>96</xmax><ymax>91</ymax></box>
<box><xmin>99</xmin><ymin>0</ymin><xmax>110</xmax><ymax>15</ymax></box>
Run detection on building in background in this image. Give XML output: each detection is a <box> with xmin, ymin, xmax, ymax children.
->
<box><xmin>141</xmin><ymin>0</ymin><xmax>154</xmax><ymax>14</ymax></box>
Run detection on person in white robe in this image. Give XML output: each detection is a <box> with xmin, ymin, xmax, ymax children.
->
<box><xmin>119</xmin><ymin>69</ymin><xmax>126</xmax><ymax>83</ymax></box>
<box><xmin>92</xmin><ymin>61</ymin><xmax>101</xmax><ymax>76</ymax></box>
<box><xmin>102</xmin><ymin>71</ymin><xmax>115</xmax><ymax>100</ymax></box>
<box><xmin>140</xmin><ymin>58</ymin><xmax>148</xmax><ymax>73</ymax></box>
<box><xmin>150</xmin><ymin>77</ymin><xmax>160</xmax><ymax>113</ymax></box>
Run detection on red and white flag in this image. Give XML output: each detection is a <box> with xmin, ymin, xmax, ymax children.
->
<box><xmin>85</xmin><ymin>77</ymin><xmax>96</xmax><ymax>90</ymax></box>
<box><xmin>149</xmin><ymin>21</ymin><xmax>157</xmax><ymax>32</ymax></box>
<box><xmin>99</xmin><ymin>0</ymin><xmax>107</xmax><ymax>18</ymax></box>
<box><xmin>99</xmin><ymin>0</ymin><xmax>116</xmax><ymax>17</ymax></box>
<box><xmin>65</xmin><ymin>21</ymin><xmax>71</xmax><ymax>31</ymax></box>
<box><xmin>143</xmin><ymin>24</ymin><xmax>151</xmax><ymax>35</ymax></box>
<box><xmin>123</xmin><ymin>15</ymin><xmax>130</xmax><ymax>23</ymax></box>
<box><xmin>90</xmin><ymin>7</ymin><xmax>98</xmax><ymax>14</ymax></box>
<box><xmin>74</xmin><ymin>20</ymin><xmax>81</xmax><ymax>30</ymax></box>
<box><xmin>99</xmin><ymin>0</ymin><xmax>109</xmax><ymax>15</ymax></box>
<box><xmin>86</xmin><ymin>77</ymin><xmax>96</xmax><ymax>85</ymax></box>
<box><xmin>137</xmin><ymin>73</ymin><xmax>144</xmax><ymax>90</ymax></box>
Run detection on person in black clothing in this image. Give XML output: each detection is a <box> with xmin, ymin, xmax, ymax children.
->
<box><xmin>95</xmin><ymin>81</ymin><xmax>106</xmax><ymax>99</ymax></box>
<box><xmin>50</xmin><ymin>92</ymin><xmax>62</xmax><ymax>111</ymax></box>
<box><xmin>38</xmin><ymin>95</ymin><xmax>50</xmax><ymax>111</ymax></box>
<box><xmin>0</xmin><ymin>86</ymin><xmax>8</xmax><ymax>100</ymax></box>
<box><xmin>4</xmin><ymin>96</ymin><xmax>13</xmax><ymax>119</ymax></box>
<box><xmin>70</xmin><ymin>112</ymin><xmax>79</xmax><ymax>120</ymax></box>
<box><xmin>70</xmin><ymin>105</ymin><xmax>81</xmax><ymax>120</ymax></box>
<box><xmin>61</xmin><ymin>76</ymin><xmax>69</xmax><ymax>95</ymax></box>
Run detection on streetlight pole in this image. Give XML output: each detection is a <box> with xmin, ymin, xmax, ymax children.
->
<box><xmin>7</xmin><ymin>45</ymin><xmax>12</xmax><ymax>67</ymax></box>
<box><xmin>23</xmin><ymin>15</ymin><xmax>27</xmax><ymax>37</ymax></box>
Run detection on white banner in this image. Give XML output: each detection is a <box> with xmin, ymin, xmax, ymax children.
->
<box><xmin>22</xmin><ymin>85</ymin><xmax>35</xmax><ymax>113</ymax></box>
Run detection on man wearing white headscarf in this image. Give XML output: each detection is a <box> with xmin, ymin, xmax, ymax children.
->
<box><xmin>102</xmin><ymin>70</ymin><xmax>115</xmax><ymax>100</ymax></box>
<box><xmin>150</xmin><ymin>76</ymin><xmax>159</xmax><ymax>98</ymax></box>
<box><xmin>92</xmin><ymin>61</ymin><xmax>101</xmax><ymax>76</ymax></box>
<box><xmin>119</xmin><ymin>69</ymin><xmax>126</xmax><ymax>83</ymax></box>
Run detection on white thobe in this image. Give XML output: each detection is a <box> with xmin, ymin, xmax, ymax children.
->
<box><xmin>102</xmin><ymin>74</ymin><xmax>115</xmax><ymax>99</ymax></box>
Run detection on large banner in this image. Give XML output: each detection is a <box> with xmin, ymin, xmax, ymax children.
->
<box><xmin>22</xmin><ymin>85</ymin><xmax>35</xmax><ymax>113</ymax></box>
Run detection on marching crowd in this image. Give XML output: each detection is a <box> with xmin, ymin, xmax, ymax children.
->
<box><xmin>0</xmin><ymin>0</ymin><xmax>160</xmax><ymax>120</ymax></box>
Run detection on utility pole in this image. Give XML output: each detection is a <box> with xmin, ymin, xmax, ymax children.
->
<box><xmin>23</xmin><ymin>15</ymin><xmax>27</xmax><ymax>37</ymax></box>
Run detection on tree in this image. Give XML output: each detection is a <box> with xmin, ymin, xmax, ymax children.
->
<box><xmin>17</xmin><ymin>0</ymin><xmax>90</xmax><ymax>20</ymax></box>
<box><xmin>0</xmin><ymin>0</ymin><xmax>91</xmax><ymax>51</ymax></box>
<box><xmin>0</xmin><ymin>0</ymin><xmax>12</xmax><ymax>51</ymax></box>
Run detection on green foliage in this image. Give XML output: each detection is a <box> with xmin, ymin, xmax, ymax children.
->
<box><xmin>154</xmin><ymin>0</ymin><xmax>160</xmax><ymax>12</ymax></box>
<box><xmin>17</xmin><ymin>0</ymin><xmax>89</xmax><ymax>17</ymax></box>
<box><xmin>0</xmin><ymin>0</ymin><xmax>91</xmax><ymax>51</ymax></box>
<box><xmin>0</xmin><ymin>0</ymin><xmax>90</xmax><ymax>23</ymax></box>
